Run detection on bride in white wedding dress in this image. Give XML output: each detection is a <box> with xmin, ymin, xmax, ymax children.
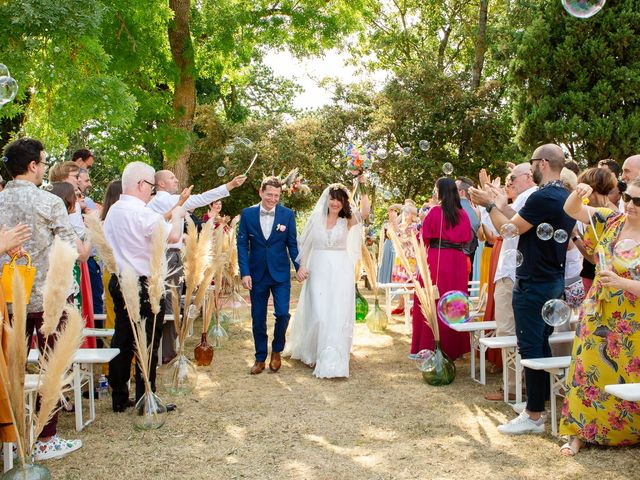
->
<box><xmin>284</xmin><ymin>183</ymin><xmax>369</xmax><ymax>378</ymax></box>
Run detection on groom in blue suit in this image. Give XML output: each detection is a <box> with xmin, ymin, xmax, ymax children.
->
<box><xmin>237</xmin><ymin>176</ymin><xmax>300</xmax><ymax>374</ymax></box>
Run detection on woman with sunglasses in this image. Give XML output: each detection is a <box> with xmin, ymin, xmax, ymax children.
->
<box><xmin>559</xmin><ymin>178</ymin><xmax>640</xmax><ymax>456</ymax></box>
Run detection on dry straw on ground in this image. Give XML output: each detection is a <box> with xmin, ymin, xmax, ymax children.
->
<box><xmin>48</xmin><ymin>284</ymin><xmax>636</xmax><ymax>480</ymax></box>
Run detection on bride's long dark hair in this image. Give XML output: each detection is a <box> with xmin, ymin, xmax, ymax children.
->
<box><xmin>328</xmin><ymin>187</ymin><xmax>352</xmax><ymax>219</ymax></box>
<box><xmin>436</xmin><ymin>177</ymin><xmax>462</xmax><ymax>229</ymax></box>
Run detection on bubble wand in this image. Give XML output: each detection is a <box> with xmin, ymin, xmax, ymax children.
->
<box><xmin>244</xmin><ymin>153</ymin><xmax>258</xmax><ymax>176</ymax></box>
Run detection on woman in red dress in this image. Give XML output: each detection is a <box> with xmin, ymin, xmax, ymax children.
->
<box><xmin>411</xmin><ymin>177</ymin><xmax>472</xmax><ymax>359</ymax></box>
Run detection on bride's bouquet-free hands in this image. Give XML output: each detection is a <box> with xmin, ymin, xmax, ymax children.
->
<box><xmin>296</xmin><ymin>266</ymin><xmax>309</xmax><ymax>282</ymax></box>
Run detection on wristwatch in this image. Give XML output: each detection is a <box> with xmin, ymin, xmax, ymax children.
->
<box><xmin>486</xmin><ymin>203</ymin><xmax>497</xmax><ymax>213</ymax></box>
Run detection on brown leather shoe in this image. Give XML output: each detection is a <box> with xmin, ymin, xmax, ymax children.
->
<box><xmin>269</xmin><ymin>351</ymin><xmax>282</xmax><ymax>372</ymax></box>
<box><xmin>250</xmin><ymin>361</ymin><xmax>265</xmax><ymax>375</ymax></box>
<box><xmin>484</xmin><ymin>389</ymin><xmax>516</xmax><ymax>402</ymax></box>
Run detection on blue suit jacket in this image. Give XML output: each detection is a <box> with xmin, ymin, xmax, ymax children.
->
<box><xmin>237</xmin><ymin>204</ymin><xmax>299</xmax><ymax>284</ymax></box>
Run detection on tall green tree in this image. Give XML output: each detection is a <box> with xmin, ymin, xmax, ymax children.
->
<box><xmin>508</xmin><ymin>0</ymin><xmax>640</xmax><ymax>164</ymax></box>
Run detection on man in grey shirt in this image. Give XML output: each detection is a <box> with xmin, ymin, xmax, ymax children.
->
<box><xmin>0</xmin><ymin>138</ymin><xmax>82</xmax><ymax>460</ymax></box>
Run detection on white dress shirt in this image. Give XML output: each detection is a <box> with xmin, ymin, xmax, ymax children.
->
<box><xmin>104</xmin><ymin>194</ymin><xmax>169</xmax><ymax>277</ymax></box>
<box><xmin>146</xmin><ymin>184</ymin><xmax>229</xmax><ymax>248</ymax></box>
<box><xmin>494</xmin><ymin>185</ymin><xmax>538</xmax><ymax>283</ymax></box>
<box><xmin>259</xmin><ymin>206</ymin><xmax>275</xmax><ymax>239</ymax></box>
<box><xmin>69</xmin><ymin>202</ymin><xmax>86</xmax><ymax>238</ymax></box>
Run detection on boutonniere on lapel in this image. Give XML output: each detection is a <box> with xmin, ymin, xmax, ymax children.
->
<box><xmin>276</xmin><ymin>224</ymin><xmax>286</xmax><ymax>232</ymax></box>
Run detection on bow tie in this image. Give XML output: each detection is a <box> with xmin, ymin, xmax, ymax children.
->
<box><xmin>260</xmin><ymin>210</ymin><xmax>275</xmax><ymax>217</ymax></box>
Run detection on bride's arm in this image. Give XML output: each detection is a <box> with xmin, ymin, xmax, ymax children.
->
<box><xmin>348</xmin><ymin>192</ymin><xmax>369</xmax><ymax>229</ymax></box>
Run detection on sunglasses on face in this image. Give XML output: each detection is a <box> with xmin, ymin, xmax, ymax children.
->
<box><xmin>622</xmin><ymin>192</ymin><xmax>640</xmax><ymax>207</ymax></box>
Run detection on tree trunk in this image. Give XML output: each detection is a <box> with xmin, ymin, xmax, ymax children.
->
<box><xmin>471</xmin><ymin>0</ymin><xmax>489</xmax><ymax>90</ymax></box>
<box><xmin>168</xmin><ymin>0</ymin><xmax>196</xmax><ymax>186</ymax></box>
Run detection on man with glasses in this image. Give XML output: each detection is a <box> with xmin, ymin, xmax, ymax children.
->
<box><xmin>470</xmin><ymin>144</ymin><xmax>575</xmax><ymax>434</ymax></box>
<box><xmin>147</xmin><ymin>169</ymin><xmax>246</xmax><ymax>363</ymax></box>
<box><xmin>0</xmin><ymin>138</ymin><xmax>82</xmax><ymax>460</ymax></box>
<box><xmin>104</xmin><ymin>161</ymin><xmax>187</xmax><ymax>412</ymax></box>
<box><xmin>472</xmin><ymin>163</ymin><xmax>537</xmax><ymax>402</ymax></box>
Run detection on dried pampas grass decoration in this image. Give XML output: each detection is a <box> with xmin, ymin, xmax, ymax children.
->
<box><xmin>41</xmin><ymin>237</ymin><xmax>78</xmax><ymax>337</ymax></box>
<box><xmin>359</xmin><ymin>243</ymin><xmax>379</xmax><ymax>301</ymax></box>
<box><xmin>85</xmin><ymin>212</ymin><xmax>118</xmax><ymax>274</ymax></box>
<box><xmin>30</xmin><ymin>306</ymin><xmax>83</xmax><ymax>455</ymax></box>
<box><xmin>6</xmin><ymin>273</ymin><xmax>28</xmax><ymax>457</ymax></box>
<box><xmin>148</xmin><ymin>220</ymin><xmax>169</xmax><ymax>315</ymax></box>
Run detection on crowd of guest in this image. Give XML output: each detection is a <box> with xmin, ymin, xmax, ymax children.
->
<box><xmin>0</xmin><ymin>135</ymin><xmax>638</xmax><ymax>463</ymax></box>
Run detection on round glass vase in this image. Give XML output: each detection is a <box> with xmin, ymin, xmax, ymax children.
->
<box><xmin>365</xmin><ymin>299</ymin><xmax>388</xmax><ymax>333</ymax></box>
<box><xmin>420</xmin><ymin>341</ymin><xmax>456</xmax><ymax>386</ymax></box>
<box><xmin>132</xmin><ymin>391</ymin><xmax>168</xmax><ymax>430</ymax></box>
<box><xmin>355</xmin><ymin>285</ymin><xmax>369</xmax><ymax>323</ymax></box>
<box><xmin>194</xmin><ymin>332</ymin><xmax>214</xmax><ymax>366</ymax></box>
<box><xmin>162</xmin><ymin>354</ymin><xmax>198</xmax><ymax>395</ymax></box>
<box><xmin>0</xmin><ymin>463</ymin><xmax>51</xmax><ymax>480</ymax></box>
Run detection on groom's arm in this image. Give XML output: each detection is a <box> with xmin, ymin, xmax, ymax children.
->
<box><xmin>237</xmin><ymin>211</ymin><xmax>252</xmax><ymax>289</ymax></box>
<box><xmin>286</xmin><ymin>210</ymin><xmax>300</xmax><ymax>272</ymax></box>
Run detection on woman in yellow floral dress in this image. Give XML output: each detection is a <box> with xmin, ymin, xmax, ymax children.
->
<box><xmin>560</xmin><ymin>179</ymin><xmax>640</xmax><ymax>455</ymax></box>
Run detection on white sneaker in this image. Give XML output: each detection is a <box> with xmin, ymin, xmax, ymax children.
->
<box><xmin>511</xmin><ymin>402</ymin><xmax>527</xmax><ymax>414</ymax></box>
<box><xmin>33</xmin><ymin>435</ymin><xmax>82</xmax><ymax>461</ymax></box>
<box><xmin>497</xmin><ymin>410</ymin><xmax>545</xmax><ymax>435</ymax></box>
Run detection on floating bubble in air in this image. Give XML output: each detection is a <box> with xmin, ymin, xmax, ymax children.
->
<box><xmin>561</xmin><ymin>0</ymin><xmax>606</xmax><ymax>19</ymax></box>
<box><xmin>0</xmin><ymin>76</ymin><xmax>18</xmax><ymax>106</ymax></box>
<box><xmin>242</xmin><ymin>137</ymin><xmax>253</xmax><ymax>148</ymax></box>
<box><xmin>437</xmin><ymin>290</ymin><xmax>471</xmax><ymax>326</ymax></box>
<box><xmin>553</xmin><ymin>229</ymin><xmax>568</xmax><ymax>243</ymax></box>
<box><xmin>216</xmin><ymin>167</ymin><xmax>227</xmax><ymax>177</ymax></box>
<box><xmin>542</xmin><ymin>298</ymin><xmax>571</xmax><ymax>327</ymax></box>
<box><xmin>613</xmin><ymin>238</ymin><xmax>640</xmax><ymax>270</ymax></box>
<box><xmin>419</xmin><ymin>140</ymin><xmax>430</xmax><ymax>151</ymax></box>
<box><xmin>500</xmin><ymin>223</ymin><xmax>519</xmax><ymax>240</ymax></box>
<box><xmin>223</xmin><ymin>144</ymin><xmax>235</xmax><ymax>155</ymax></box>
<box><xmin>0</xmin><ymin>64</ymin><xmax>9</xmax><ymax>77</ymax></box>
<box><xmin>392</xmin><ymin>187</ymin><xmax>401</xmax><ymax>197</ymax></box>
<box><xmin>414</xmin><ymin>349</ymin><xmax>435</xmax><ymax>371</ymax></box>
<box><xmin>442</xmin><ymin>162</ymin><xmax>454</xmax><ymax>175</ymax></box>
<box><xmin>383</xmin><ymin>190</ymin><xmax>392</xmax><ymax>201</ymax></box>
<box><xmin>503</xmin><ymin>249</ymin><xmax>524</xmax><ymax>268</ymax></box>
<box><xmin>402</xmin><ymin>147</ymin><xmax>411</xmax><ymax>157</ymax></box>
<box><xmin>536</xmin><ymin>223</ymin><xmax>554</xmax><ymax>241</ymax></box>
<box><xmin>233</xmin><ymin>136</ymin><xmax>244</xmax><ymax>144</ymax></box>
<box><xmin>376</xmin><ymin>148</ymin><xmax>388</xmax><ymax>160</ymax></box>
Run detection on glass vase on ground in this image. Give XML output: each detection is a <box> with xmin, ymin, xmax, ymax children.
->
<box><xmin>194</xmin><ymin>332</ymin><xmax>214</xmax><ymax>366</ymax></box>
<box><xmin>365</xmin><ymin>299</ymin><xmax>388</xmax><ymax>333</ymax></box>
<box><xmin>420</xmin><ymin>341</ymin><xmax>456</xmax><ymax>386</ymax></box>
<box><xmin>162</xmin><ymin>354</ymin><xmax>198</xmax><ymax>395</ymax></box>
<box><xmin>355</xmin><ymin>285</ymin><xmax>369</xmax><ymax>323</ymax></box>
<box><xmin>132</xmin><ymin>391</ymin><xmax>168</xmax><ymax>430</ymax></box>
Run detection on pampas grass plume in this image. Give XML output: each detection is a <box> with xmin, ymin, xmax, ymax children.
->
<box><xmin>41</xmin><ymin>237</ymin><xmax>78</xmax><ymax>337</ymax></box>
<box><xmin>6</xmin><ymin>274</ymin><xmax>27</xmax><ymax>451</ymax></box>
<box><xmin>148</xmin><ymin>221</ymin><xmax>168</xmax><ymax>315</ymax></box>
<box><xmin>31</xmin><ymin>306</ymin><xmax>83</xmax><ymax>448</ymax></box>
<box><xmin>84</xmin><ymin>213</ymin><xmax>118</xmax><ymax>274</ymax></box>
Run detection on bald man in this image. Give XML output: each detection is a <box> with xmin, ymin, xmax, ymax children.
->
<box><xmin>470</xmin><ymin>144</ymin><xmax>576</xmax><ymax>435</ymax></box>
<box><xmin>147</xmin><ymin>170</ymin><xmax>247</xmax><ymax>362</ymax></box>
<box><xmin>621</xmin><ymin>155</ymin><xmax>640</xmax><ymax>183</ymax></box>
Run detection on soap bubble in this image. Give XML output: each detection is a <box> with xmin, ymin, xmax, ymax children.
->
<box><xmin>419</xmin><ymin>140</ymin><xmax>430</xmax><ymax>151</ymax></box>
<box><xmin>402</xmin><ymin>146</ymin><xmax>412</xmax><ymax>157</ymax></box>
<box><xmin>0</xmin><ymin>76</ymin><xmax>18</xmax><ymax>106</ymax></box>
<box><xmin>500</xmin><ymin>223</ymin><xmax>519</xmax><ymax>240</ymax></box>
<box><xmin>216</xmin><ymin>167</ymin><xmax>227</xmax><ymax>177</ymax></box>
<box><xmin>503</xmin><ymin>249</ymin><xmax>524</xmax><ymax>268</ymax></box>
<box><xmin>223</xmin><ymin>144</ymin><xmax>235</xmax><ymax>155</ymax></box>
<box><xmin>392</xmin><ymin>187</ymin><xmax>401</xmax><ymax>197</ymax></box>
<box><xmin>442</xmin><ymin>163</ymin><xmax>454</xmax><ymax>175</ymax></box>
<box><xmin>376</xmin><ymin>148</ymin><xmax>388</xmax><ymax>160</ymax></box>
<box><xmin>414</xmin><ymin>349</ymin><xmax>435</xmax><ymax>371</ymax></box>
<box><xmin>613</xmin><ymin>239</ymin><xmax>640</xmax><ymax>269</ymax></box>
<box><xmin>242</xmin><ymin>137</ymin><xmax>253</xmax><ymax>148</ymax></box>
<box><xmin>536</xmin><ymin>223</ymin><xmax>554</xmax><ymax>241</ymax></box>
<box><xmin>437</xmin><ymin>290</ymin><xmax>471</xmax><ymax>326</ymax></box>
<box><xmin>561</xmin><ymin>0</ymin><xmax>606</xmax><ymax>19</ymax></box>
<box><xmin>0</xmin><ymin>64</ymin><xmax>9</xmax><ymax>77</ymax></box>
<box><xmin>553</xmin><ymin>229</ymin><xmax>568</xmax><ymax>243</ymax></box>
<box><xmin>383</xmin><ymin>190</ymin><xmax>392</xmax><ymax>200</ymax></box>
<box><xmin>541</xmin><ymin>299</ymin><xmax>571</xmax><ymax>327</ymax></box>
<box><xmin>318</xmin><ymin>346</ymin><xmax>341</xmax><ymax>374</ymax></box>
<box><xmin>233</xmin><ymin>136</ymin><xmax>244</xmax><ymax>144</ymax></box>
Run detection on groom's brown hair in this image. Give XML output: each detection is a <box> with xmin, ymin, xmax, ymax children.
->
<box><xmin>260</xmin><ymin>176</ymin><xmax>282</xmax><ymax>191</ymax></box>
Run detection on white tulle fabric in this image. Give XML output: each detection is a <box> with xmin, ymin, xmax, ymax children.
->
<box><xmin>285</xmin><ymin>186</ymin><xmax>362</xmax><ymax>378</ymax></box>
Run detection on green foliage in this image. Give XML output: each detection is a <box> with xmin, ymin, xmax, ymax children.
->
<box><xmin>509</xmin><ymin>0</ymin><xmax>640</xmax><ymax>164</ymax></box>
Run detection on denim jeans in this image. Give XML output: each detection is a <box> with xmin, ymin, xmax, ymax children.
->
<box><xmin>512</xmin><ymin>276</ymin><xmax>564</xmax><ymax>413</ymax></box>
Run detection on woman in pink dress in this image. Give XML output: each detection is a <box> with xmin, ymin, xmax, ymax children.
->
<box><xmin>411</xmin><ymin>177</ymin><xmax>472</xmax><ymax>359</ymax></box>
